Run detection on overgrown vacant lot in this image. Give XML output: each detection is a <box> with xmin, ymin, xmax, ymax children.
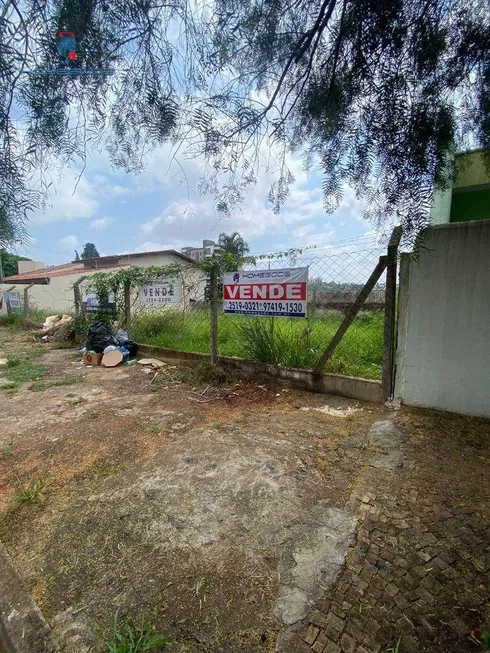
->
<box><xmin>131</xmin><ymin>310</ymin><xmax>384</xmax><ymax>380</ymax></box>
<box><xmin>0</xmin><ymin>327</ymin><xmax>488</xmax><ymax>653</ymax></box>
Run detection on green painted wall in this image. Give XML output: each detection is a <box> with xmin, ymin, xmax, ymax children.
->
<box><xmin>450</xmin><ymin>187</ymin><xmax>490</xmax><ymax>223</ymax></box>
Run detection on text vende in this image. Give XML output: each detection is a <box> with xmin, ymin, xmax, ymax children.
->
<box><xmin>223</xmin><ymin>283</ymin><xmax>306</xmax><ymax>300</ymax></box>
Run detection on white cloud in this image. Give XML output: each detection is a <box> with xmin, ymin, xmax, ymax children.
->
<box><xmin>31</xmin><ymin>172</ymin><xmax>98</xmax><ymax>225</ymax></box>
<box><xmin>133</xmin><ymin>241</ymin><xmax>174</xmax><ymax>253</ymax></box>
<box><xmin>292</xmin><ymin>224</ymin><xmax>316</xmax><ymax>238</ymax></box>
<box><xmin>58</xmin><ymin>235</ymin><xmax>78</xmax><ymax>250</ymax></box>
<box><xmin>91</xmin><ymin>216</ymin><xmax>115</xmax><ymax>230</ymax></box>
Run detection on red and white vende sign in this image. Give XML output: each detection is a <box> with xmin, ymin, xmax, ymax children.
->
<box><xmin>223</xmin><ymin>267</ymin><xmax>308</xmax><ymax>318</ymax></box>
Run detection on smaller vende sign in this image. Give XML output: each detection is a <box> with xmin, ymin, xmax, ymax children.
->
<box><xmin>139</xmin><ymin>278</ymin><xmax>182</xmax><ymax>306</ymax></box>
<box><xmin>223</xmin><ymin>268</ymin><xmax>308</xmax><ymax>318</ymax></box>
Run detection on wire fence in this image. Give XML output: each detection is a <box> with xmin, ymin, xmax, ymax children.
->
<box><xmin>130</xmin><ymin>244</ymin><xmax>387</xmax><ymax>380</ymax></box>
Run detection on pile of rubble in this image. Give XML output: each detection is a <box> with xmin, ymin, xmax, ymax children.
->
<box><xmin>37</xmin><ymin>315</ymin><xmax>74</xmax><ymax>342</ymax></box>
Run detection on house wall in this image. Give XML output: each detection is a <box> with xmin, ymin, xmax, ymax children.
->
<box><xmin>453</xmin><ymin>149</ymin><xmax>490</xmax><ymax>189</ymax></box>
<box><xmin>0</xmin><ymin>277</ymin><xmax>76</xmax><ymax>314</ymax></box>
<box><xmin>395</xmin><ymin>220</ymin><xmax>490</xmax><ymax>417</ymax></box>
<box><xmin>430</xmin><ymin>149</ymin><xmax>490</xmax><ymax>225</ymax></box>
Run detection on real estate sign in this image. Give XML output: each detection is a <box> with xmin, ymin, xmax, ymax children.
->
<box><xmin>139</xmin><ymin>278</ymin><xmax>182</xmax><ymax>306</ymax></box>
<box><xmin>223</xmin><ymin>268</ymin><xmax>308</xmax><ymax>318</ymax></box>
<box><xmin>2</xmin><ymin>291</ymin><xmax>21</xmax><ymax>309</ymax></box>
<box><xmin>82</xmin><ymin>289</ymin><xmax>116</xmax><ymax>313</ymax></box>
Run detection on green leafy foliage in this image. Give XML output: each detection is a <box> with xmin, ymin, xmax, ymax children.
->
<box><xmin>81</xmin><ymin>264</ymin><xmax>186</xmax><ymax>326</ymax></box>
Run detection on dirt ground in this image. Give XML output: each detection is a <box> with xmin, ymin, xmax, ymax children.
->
<box><xmin>0</xmin><ymin>327</ymin><xmax>488</xmax><ymax>653</ymax></box>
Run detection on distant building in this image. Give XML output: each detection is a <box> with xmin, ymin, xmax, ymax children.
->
<box><xmin>181</xmin><ymin>239</ymin><xmax>222</xmax><ymax>262</ymax></box>
<box><xmin>431</xmin><ymin>148</ymin><xmax>490</xmax><ymax>225</ymax></box>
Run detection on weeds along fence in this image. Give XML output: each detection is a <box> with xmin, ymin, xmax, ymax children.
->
<box><xmin>1</xmin><ymin>231</ymin><xmax>400</xmax><ymax>394</ymax></box>
<box><xmin>130</xmin><ymin>233</ymin><xmax>401</xmax><ymax>387</ymax></box>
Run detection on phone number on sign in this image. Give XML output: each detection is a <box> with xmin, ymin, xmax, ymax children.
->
<box><xmin>224</xmin><ymin>301</ymin><xmax>304</xmax><ymax>313</ymax></box>
<box><xmin>143</xmin><ymin>297</ymin><xmax>175</xmax><ymax>304</ymax></box>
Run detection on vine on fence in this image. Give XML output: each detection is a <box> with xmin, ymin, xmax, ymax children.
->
<box><xmin>79</xmin><ymin>264</ymin><xmax>185</xmax><ymax>328</ymax></box>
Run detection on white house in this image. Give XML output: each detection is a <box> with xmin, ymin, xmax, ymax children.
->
<box><xmin>1</xmin><ymin>249</ymin><xmax>205</xmax><ymax>315</ymax></box>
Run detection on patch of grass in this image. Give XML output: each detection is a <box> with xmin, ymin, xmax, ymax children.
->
<box><xmin>24</xmin><ymin>345</ymin><xmax>46</xmax><ymax>360</ymax></box>
<box><xmin>192</xmin><ymin>361</ymin><xmax>234</xmax><ymax>385</ymax></box>
<box><xmin>49</xmin><ymin>342</ymin><xmax>75</xmax><ymax>350</ymax></box>
<box><xmin>146</xmin><ymin>423</ymin><xmax>161</xmax><ymax>434</ymax></box>
<box><xmin>0</xmin><ymin>312</ymin><xmax>23</xmax><ymax>328</ymax></box>
<box><xmin>131</xmin><ymin>310</ymin><xmax>384</xmax><ymax>380</ymax></box>
<box><xmin>0</xmin><ymin>307</ymin><xmax>57</xmax><ymax>329</ymax></box>
<box><xmin>5</xmin><ymin>359</ymin><xmax>45</xmax><ymax>384</ymax></box>
<box><xmin>0</xmin><ymin>443</ymin><xmax>13</xmax><ymax>456</ymax></box>
<box><xmin>98</xmin><ymin>612</ymin><xmax>172</xmax><ymax>652</ymax></box>
<box><xmin>29</xmin><ymin>376</ymin><xmax>83</xmax><ymax>392</ymax></box>
<box><xmin>13</xmin><ymin>474</ymin><xmax>46</xmax><ymax>504</ymax></box>
<box><xmin>86</xmin><ymin>410</ymin><xmax>101</xmax><ymax>419</ymax></box>
<box><xmin>0</xmin><ymin>381</ymin><xmax>20</xmax><ymax>391</ymax></box>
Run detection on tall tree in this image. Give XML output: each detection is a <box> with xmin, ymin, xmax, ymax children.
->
<box><xmin>74</xmin><ymin>250</ymin><xmax>80</xmax><ymax>261</ymax></box>
<box><xmin>218</xmin><ymin>232</ymin><xmax>250</xmax><ymax>260</ymax></box>
<box><xmin>1</xmin><ymin>0</ymin><xmax>488</xmax><ymax>246</ymax></box>
<box><xmin>80</xmin><ymin>242</ymin><xmax>100</xmax><ymax>259</ymax></box>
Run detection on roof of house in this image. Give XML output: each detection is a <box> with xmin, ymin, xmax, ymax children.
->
<box><xmin>3</xmin><ymin>249</ymin><xmax>195</xmax><ymax>283</ymax></box>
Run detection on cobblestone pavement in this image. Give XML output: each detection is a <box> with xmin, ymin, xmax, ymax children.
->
<box><xmin>286</xmin><ymin>407</ymin><xmax>489</xmax><ymax>653</ymax></box>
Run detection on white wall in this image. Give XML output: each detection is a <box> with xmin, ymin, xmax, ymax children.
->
<box><xmin>430</xmin><ymin>186</ymin><xmax>452</xmax><ymax>225</ymax></box>
<box><xmin>0</xmin><ymin>278</ymin><xmax>76</xmax><ymax>315</ymax></box>
<box><xmin>395</xmin><ymin>221</ymin><xmax>490</xmax><ymax>417</ymax></box>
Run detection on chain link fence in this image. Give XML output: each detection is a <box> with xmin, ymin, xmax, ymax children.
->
<box><xmin>130</xmin><ymin>265</ymin><xmax>212</xmax><ymax>353</ymax></box>
<box><xmin>130</xmin><ymin>243</ymin><xmax>387</xmax><ymax>381</ymax></box>
<box><xmin>220</xmin><ymin>246</ymin><xmax>386</xmax><ymax>379</ymax></box>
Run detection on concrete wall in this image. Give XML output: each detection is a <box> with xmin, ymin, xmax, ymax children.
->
<box><xmin>137</xmin><ymin>344</ymin><xmax>384</xmax><ymax>404</ymax></box>
<box><xmin>395</xmin><ymin>220</ymin><xmax>490</xmax><ymax>417</ymax></box>
<box><xmin>0</xmin><ymin>278</ymin><xmax>76</xmax><ymax>314</ymax></box>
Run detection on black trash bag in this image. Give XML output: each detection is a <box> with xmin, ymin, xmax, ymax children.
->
<box><xmin>123</xmin><ymin>340</ymin><xmax>138</xmax><ymax>357</ymax></box>
<box><xmin>86</xmin><ymin>321</ymin><xmax>117</xmax><ymax>353</ymax></box>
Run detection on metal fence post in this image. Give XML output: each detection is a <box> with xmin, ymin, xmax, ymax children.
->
<box><xmin>209</xmin><ymin>262</ymin><xmax>219</xmax><ymax>365</ymax></box>
<box><xmin>23</xmin><ymin>284</ymin><xmax>35</xmax><ymax>328</ymax></box>
<box><xmin>382</xmin><ymin>226</ymin><xmax>403</xmax><ymax>402</ymax></box>
<box><xmin>313</xmin><ymin>256</ymin><xmax>389</xmax><ymax>374</ymax></box>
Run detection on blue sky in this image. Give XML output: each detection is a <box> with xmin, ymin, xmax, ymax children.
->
<box><xmin>17</xmin><ymin>142</ymin><xmax>383</xmax><ymax>266</ymax></box>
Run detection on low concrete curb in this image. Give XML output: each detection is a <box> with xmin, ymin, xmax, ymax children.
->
<box><xmin>137</xmin><ymin>344</ymin><xmax>383</xmax><ymax>404</ymax></box>
<box><xmin>0</xmin><ymin>543</ymin><xmax>58</xmax><ymax>653</ymax></box>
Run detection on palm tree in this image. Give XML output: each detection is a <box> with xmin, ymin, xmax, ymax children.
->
<box><xmin>218</xmin><ymin>232</ymin><xmax>250</xmax><ymax>259</ymax></box>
